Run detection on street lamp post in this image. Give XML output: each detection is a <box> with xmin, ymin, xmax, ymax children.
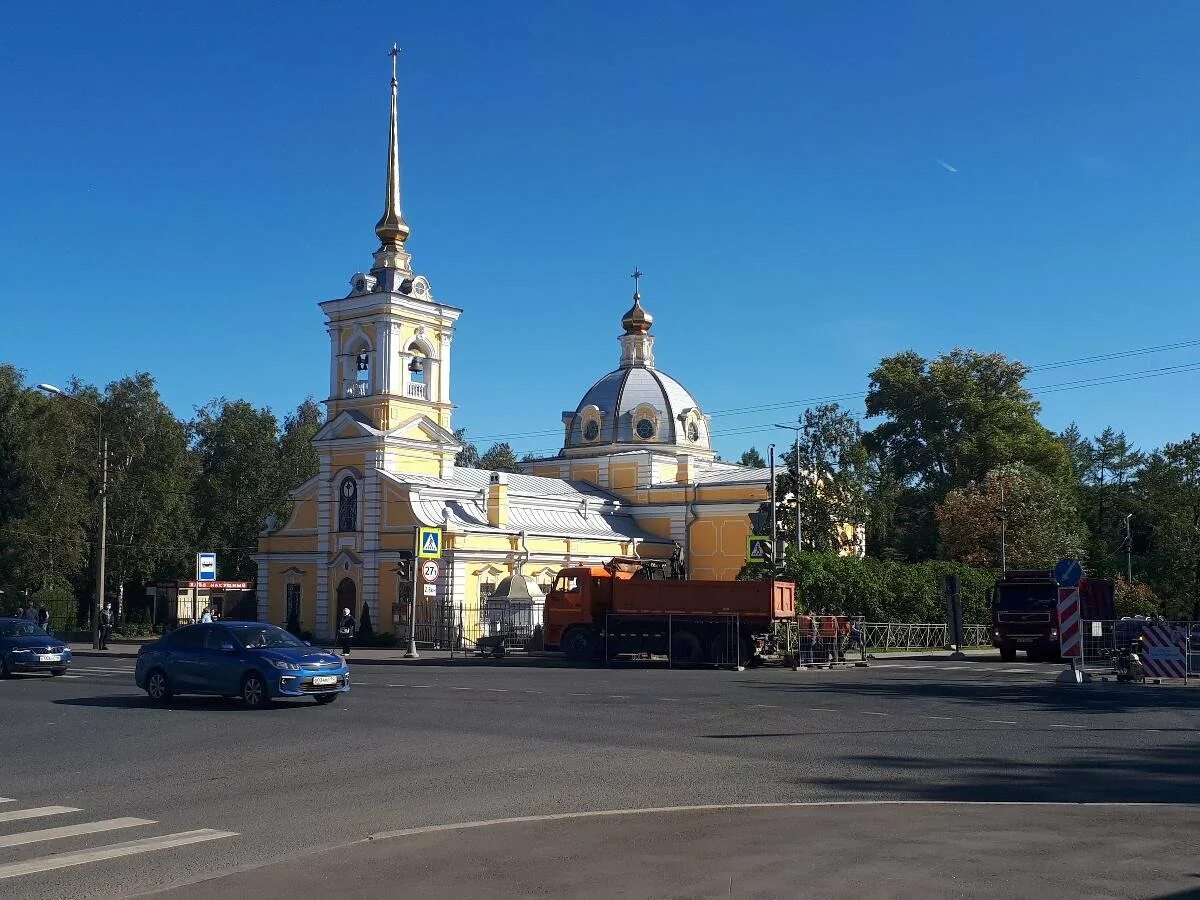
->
<box><xmin>38</xmin><ymin>383</ymin><xmax>106</xmax><ymax>650</ymax></box>
<box><xmin>775</xmin><ymin>420</ymin><xmax>804</xmax><ymax>553</ymax></box>
<box><xmin>768</xmin><ymin>444</ymin><xmax>777</xmax><ymax>559</ymax></box>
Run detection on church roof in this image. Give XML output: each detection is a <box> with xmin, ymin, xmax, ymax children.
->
<box><xmin>380</xmin><ymin>468</ymin><xmax>671</xmax><ymax>543</ymax></box>
<box><xmin>566</xmin><ymin>366</ymin><xmax>709</xmax><ymax>450</ymax></box>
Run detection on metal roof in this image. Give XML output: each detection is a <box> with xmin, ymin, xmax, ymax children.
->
<box><xmin>565</xmin><ymin>366</ymin><xmax>709</xmax><ymax>449</ymax></box>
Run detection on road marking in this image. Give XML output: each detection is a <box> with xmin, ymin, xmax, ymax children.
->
<box><xmin>1050</xmin><ymin>724</ymin><xmax>1086</xmax><ymax>729</ymax></box>
<box><xmin>986</xmin><ymin>720</ymin><xmax>1018</xmax><ymax>725</ymax></box>
<box><xmin>365</xmin><ymin>800</ymin><xmax>1200</xmax><ymax>844</ymax></box>
<box><xmin>486</xmin><ymin>688</ymin><xmax>510</xmax><ymax>693</ymax></box>
<box><xmin>0</xmin><ymin>829</ymin><xmax>238</xmax><ymax>881</ymax></box>
<box><xmin>923</xmin><ymin>716</ymin><xmax>953</xmax><ymax>721</ymax></box>
<box><xmin>810</xmin><ymin>708</ymin><xmax>836</xmax><ymax>713</ymax></box>
<box><xmin>351</xmin><ymin>682</ymin><xmax>370</xmax><ymax>686</ymax></box>
<box><xmin>0</xmin><ymin>817</ymin><xmax>155</xmax><ymax>849</ymax></box>
<box><xmin>610</xmin><ymin>695</ymin><xmax>632</xmax><ymax>699</ymax></box>
<box><xmin>521</xmin><ymin>690</ymin><xmax>545</xmax><ymax>694</ymax></box>
<box><xmin>861</xmin><ymin>711</ymin><xmax>888</xmax><ymax>717</ymax></box>
<box><xmin>0</xmin><ymin>798</ymin><xmax>13</xmax><ymax>804</ymax></box>
<box><xmin>0</xmin><ymin>806</ymin><xmax>81</xmax><ymax>824</ymax></box>
<box><xmin>656</xmin><ymin>698</ymin><xmax>682</xmax><ymax>702</ymax></box>
<box><xmin>748</xmin><ymin>704</ymin><xmax>779</xmax><ymax>709</ymax></box>
<box><xmin>450</xmin><ymin>686</ymin><xmax>473</xmax><ymax>691</ymax></box>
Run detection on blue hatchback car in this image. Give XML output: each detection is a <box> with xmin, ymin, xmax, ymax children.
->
<box><xmin>135</xmin><ymin>621</ymin><xmax>349</xmax><ymax>708</ymax></box>
<box><xmin>0</xmin><ymin>618</ymin><xmax>71</xmax><ymax>677</ymax></box>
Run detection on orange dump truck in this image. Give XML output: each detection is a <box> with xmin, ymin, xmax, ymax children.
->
<box><xmin>544</xmin><ymin>559</ymin><xmax>795</xmax><ymax>664</ymax></box>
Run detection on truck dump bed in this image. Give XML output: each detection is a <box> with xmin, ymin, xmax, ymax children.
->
<box><xmin>612</xmin><ymin>579</ymin><xmax>795</xmax><ymax>619</ymax></box>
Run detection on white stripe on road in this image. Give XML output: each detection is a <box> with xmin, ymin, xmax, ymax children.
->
<box><xmin>923</xmin><ymin>716</ymin><xmax>953</xmax><ymax>721</ymax></box>
<box><xmin>0</xmin><ymin>806</ymin><xmax>80</xmax><ymax>824</ymax></box>
<box><xmin>0</xmin><ymin>817</ymin><xmax>154</xmax><ymax>849</ymax></box>
<box><xmin>986</xmin><ymin>720</ymin><xmax>1018</xmax><ymax>725</ymax></box>
<box><xmin>0</xmin><ymin>798</ymin><xmax>13</xmax><ymax>804</ymax></box>
<box><xmin>0</xmin><ymin>829</ymin><xmax>237</xmax><ymax>881</ymax></box>
<box><xmin>861</xmin><ymin>711</ymin><xmax>888</xmax><ymax>717</ymax></box>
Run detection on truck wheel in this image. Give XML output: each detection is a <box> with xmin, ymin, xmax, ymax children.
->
<box><xmin>670</xmin><ymin>630</ymin><xmax>704</xmax><ymax>666</ymax></box>
<box><xmin>999</xmin><ymin>646</ymin><xmax>1016</xmax><ymax>662</ymax></box>
<box><xmin>562</xmin><ymin>627</ymin><xmax>596</xmax><ymax>662</ymax></box>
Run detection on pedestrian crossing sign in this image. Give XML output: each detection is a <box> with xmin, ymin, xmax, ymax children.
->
<box><xmin>746</xmin><ymin>535</ymin><xmax>773</xmax><ymax>563</ymax></box>
<box><xmin>417</xmin><ymin>526</ymin><xmax>443</xmax><ymax>559</ymax></box>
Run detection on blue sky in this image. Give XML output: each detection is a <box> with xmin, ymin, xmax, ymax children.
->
<box><xmin>3</xmin><ymin>1</ymin><xmax>1199</xmax><ymax>460</ymax></box>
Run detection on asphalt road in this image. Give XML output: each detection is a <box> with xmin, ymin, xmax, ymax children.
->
<box><xmin>0</xmin><ymin>655</ymin><xmax>1197</xmax><ymax>898</ymax></box>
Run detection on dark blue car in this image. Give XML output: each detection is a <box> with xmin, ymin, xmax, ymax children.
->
<box><xmin>0</xmin><ymin>618</ymin><xmax>71</xmax><ymax>677</ymax></box>
<box><xmin>135</xmin><ymin>621</ymin><xmax>349</xmax><ymax>708</ymax></box>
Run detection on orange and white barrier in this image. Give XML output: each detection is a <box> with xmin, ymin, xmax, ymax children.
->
<box><xmin>1140</xmin><ymin>624</ymin><xmax>1188</xmax><ymax>679</ymax></box>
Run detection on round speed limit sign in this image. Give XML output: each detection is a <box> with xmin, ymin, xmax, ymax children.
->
<box><xmin>420</xmin><ymin>560</ymin><xmax>440</xmax><ymax>582</ymax></box>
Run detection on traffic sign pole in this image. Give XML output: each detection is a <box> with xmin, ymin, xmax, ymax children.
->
<box><xmin>406</xmin><ymin>528</ymin><xmax>420</xmax><ymax>659</ymax></box>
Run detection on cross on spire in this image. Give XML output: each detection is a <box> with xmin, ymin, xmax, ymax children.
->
<box><xmin>631</xmin><ymin>267</ymin><xmax>643</xmax><ymax>300</ymax></box>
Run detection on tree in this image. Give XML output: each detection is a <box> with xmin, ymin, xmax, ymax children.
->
<box><xmin>1137</xmin><ymin>435</ymin><xmax>1200</xmax><ymax>617</ymax></box>
<box><xmin>865</xmin><ymin>349</ymin><xmax>1071</xmax><ymax>559</ymax></box>
<box><xmin>779</xmin><ymin>404</ymin><xmax>869</xmax><ymax>554</ymax></box>
<box><xmin>101</xmin><ymin>374</ymin><xmax>195</xmax><ymax>619</ymax></box>
<box><xmin>935</xmin><ymin>463</ymin><xmax>1086</xmax><ymax>569</ymax></box>
<box><xmin>479</xmin><ymin>442</ymin><xmax>521</xmax><ymax>473</ymax></box>
<box><xmin>278</xmin><ymin>399</ymin><xmax>322</xmax><ymax>495</ymax></box>
<box><xmin>190</xmin><ymin>399</ymin><xmax>284</xmax><ymax>579</ymax></box>
<box><xmin>738</xmin><ymin>447</ymin><xmax>766</xmax><ymax>468</ymax></box>
<box><xmin>453</xmin><ymin>428</ymin><xmax>481</xmax><ymax>468</ymax></box>
<box><xmin>0</xmin><ymin>366</ymin><xmax>94</xmax><ymax>613</ymax></box>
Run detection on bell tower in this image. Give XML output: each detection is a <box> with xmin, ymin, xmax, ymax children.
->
<box><xmin>319</xmin><ymin>45</ymin><xmax>462</xmax><ymax>475</ymax></box>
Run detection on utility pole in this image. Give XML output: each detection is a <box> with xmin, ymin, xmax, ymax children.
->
<box><xmin>1123</xmin><ymin>513</ymin><xmax>1133</xmax><ymax>583</ymax></box>
<box><xmin>768</xmin><ymin>444</ymin><xmax>777</xmax><ymax>560</ymax></box>
<box><xmin>999</xmin><ymin>478</ymin><xmax>1007</xmax><ymax>573</ymax></box>
<box><xmin>97</xmin><ymin>435</ymin><xmax>108</xmax><ymax>650</ymax></box>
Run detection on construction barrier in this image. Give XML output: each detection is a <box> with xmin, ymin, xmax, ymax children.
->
<box><xmin>1080</xmin><ymin>619</ymin><xmax>1198</xmax><ymax>681</ymax></box>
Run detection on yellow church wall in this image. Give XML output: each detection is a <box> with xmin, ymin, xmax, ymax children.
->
<box><xmin>284</xmin><ymin>497</ymin><xmax>317</xmax><ymax>531</ymax></box>
<box><xmin>608</xmin><ymin>462</ymin><xmax>638</xmax><ymax>496</ymax></box>
<box><xmin>570</xmin><ymin>463</ymin><xmax>600</xmax><ymax>485</ymax></box>
<box><xmin>260</xmin><ymin>534</ymin><xmax>318</xmax><ymax>553</ymax></box>
<box><xmin>266</xmin><ymin>564</ymin><xmax>318</xmax><ymax>633</ymax></box>
<box><xmin>686</xmin><ymin>514</ymin><xmax>752</xmax><ymax>580</ymax></box>
<box><xmin>633</xmin><ymin>516</ymin><xmax>674</xmax><ymax>539</ymax></box>
<box><xmin>532</xmin><ymin>466</ymin><xmax>561</xmax><ymax>479</ymax></box>
<box><xmin>382</xmin><ymin>485</ymin><xmax>416</xmax><ymax>528</ymax></box>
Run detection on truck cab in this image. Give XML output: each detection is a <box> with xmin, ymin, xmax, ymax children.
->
<box><xmin>991</xmin><ymin>569</ymin><xmax>1114</xmax><ymax>661</ymax></box>
<box><xmin>543</xmin><ymin>566</ymin><xmax>629</xmax><ymax>654</ymax></box>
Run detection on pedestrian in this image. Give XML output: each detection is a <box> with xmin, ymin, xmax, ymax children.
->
<box><xmin>337</xmin><ymin>607</ymin><xmax>355</xmax><ymax>656</ymax></box>
<box><xmin>200</xmin><ymin>606</ymin><xmax>213</xmax><ymax>623</ymax></box>
<box><xmin>15</xmin><ymin>606</ymin><xmax>23</xmax><ymax>621</ymax></box>
<box><xmin>37</xmin><ymin>605</ymin><xmax>49</xmax><ymax>633</ymax></box>
<box><xmin>24</xmin><ymin>605</ymin><xmax>37</xmax><ymax>623</ymax></box>
<box><xmin>99</xmin><ymin>603</ymin><xmax>113</xmax><ymax>650</ymax></box>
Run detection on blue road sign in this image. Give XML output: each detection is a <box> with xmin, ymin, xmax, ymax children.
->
<box><xmin>1053</xmin><ymin>557</ymin><xmax>1082</xmax><ymax>588</ymax></box>
<box><xmin>196</xmin><ymin>552</ymin><xmax>217</xmax><ymax>582</ymax></box>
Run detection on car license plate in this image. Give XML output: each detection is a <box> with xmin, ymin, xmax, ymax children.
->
<box><xmin>38</xmin><ymin>654</ymin><xmax>61</xmax><ymax>662</ymax></box>
<box><xmin>312</xmin><ymin>675</ymin><xmax>337</xmax><ymax>686</ymax></box>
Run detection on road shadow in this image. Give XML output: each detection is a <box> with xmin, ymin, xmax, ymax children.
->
<box><xmin>801</xmin><ymin>742</ymin><xmax>1200</xmax><ymax>804</ymax></box>
<box><xmin>53</xmin><ymin>694</ymin><xmax>318</xmax><ymax>712</ymax></box>
<box><xmin>739</xmin><ymin>673</ymin><xmax>1200</xmax><ymax>715</ymax></box>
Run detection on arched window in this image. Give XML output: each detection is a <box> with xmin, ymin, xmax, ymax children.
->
<box><xmin>338</xmin><ymin>477</ymin><xmax>358</xmax><ymax>532</ymax></box>
<box><xmin>407</xmin><ymin>342</ymin><xmax>426</xmax><ymax>384</ymax></box>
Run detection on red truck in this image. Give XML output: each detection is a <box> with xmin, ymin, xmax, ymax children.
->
<box><xmin>991</xmin><ymin>569</ymin><xmax>1114</xmax><ymax>661</ymax></box>
<box><xmin>544</xmin><ymin>558</ymin><xmax>796</xmax><ymax>664</ymax></box>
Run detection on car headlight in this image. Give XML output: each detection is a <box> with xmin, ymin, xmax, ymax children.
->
<box><xmin>270</xmin><ymin>659</ymin><xmax>300</xmax><ymax>670</ymax></box>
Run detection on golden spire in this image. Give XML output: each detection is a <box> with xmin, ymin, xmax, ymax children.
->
<box><xmin>621</xmin><ymin>267</ymin><xmax>654</xmax><ymax>334</ymax></box>
<box><xmin>375</xmin><ymin>43</ymin><xmax>411</xmax><ymax>250</ymax></box>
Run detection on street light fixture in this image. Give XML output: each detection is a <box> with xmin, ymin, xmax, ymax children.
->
<box><xmin>37</xmin><ymin>383</ymin><xmax>107</xmax><ymax>650</ymax></box>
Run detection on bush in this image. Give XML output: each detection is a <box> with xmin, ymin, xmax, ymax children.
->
<box><xmin>741</xmin><ymin>552</ymin><xmax>996</xmax><ymax>624</ymax></box>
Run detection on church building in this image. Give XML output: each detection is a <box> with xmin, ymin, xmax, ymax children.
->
<box><xmin>253</xmin><ymin>61</ymin><xmax>772</xmax><ymax>642</ymax></box>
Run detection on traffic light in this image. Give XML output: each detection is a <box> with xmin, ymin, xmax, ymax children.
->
<box><xmin>397</xmin><ymin>551</ymin><xmax>413</xmax><ymax>580</ymax></box>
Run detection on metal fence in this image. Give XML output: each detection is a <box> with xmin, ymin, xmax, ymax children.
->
<box><xmin>398</xmin><ymin>596</ymin><xmax>543</xmax><ymax>654</ymax></box>
<box><xmin>1080</xmin><ymin>619</ymin><xmax>1198</xmax><ymax>679</ymax></box>
<box><xmin>862</xmin><ymin>622</ymin><xmax>990</xmax><ymax>651</ymax></box>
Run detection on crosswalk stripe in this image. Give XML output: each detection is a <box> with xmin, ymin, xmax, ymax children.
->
<box><xmin>0</xmin><ymin>806</ymin><xmax>80</xmax><ymax>824</ymax></box>
<box><xmin>0</xmin><ymin>799</ymin><xmax>13</xmax><ymax>804</ymax></box>
<box><xmin>0</xmin><ymin>817</ymin><xmax>155</xmax><ymax>849</ymax></box>
<box><xmin>0</xmin><ymin>828</ymin><xmax>238</xmax><ymax>880</ymax></box>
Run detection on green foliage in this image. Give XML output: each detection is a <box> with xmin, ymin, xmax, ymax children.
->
<box><xmin>743</xmin><ymin>551</ymin><xmax>995</xmax><ymax>624</ymax></box>
<box><xmin>1112</xmin><ymin>577</ymin><xmax>1160</xmax><ymax>618</ymax></box>
<box><xmin>936</xmin><ymin>463</ymin><xmax>1087</xmax><ymax>568</ymax></box>
<box><xmin>781</xmin><ymin>404</ymin><xmax>869</xmax><ymax>554</ymax></box>
<box><xmin>479</xmin><ymin>442</ymin><xmax>521</xmax><ymax>473</ymax></box>
<box><xmin>453</xmin><ymin>428</ymin><xmax>481</xmax><ymax>467</ymax></box>
<box><xmin>866</xmin><ymin>349</ymin><xmax>1070</xmax><ymax>559</ymax></box>
<box><xmin>738</xmin><ymin>447</ymin><xmax>766</xmax><ymax>468</ymax></box>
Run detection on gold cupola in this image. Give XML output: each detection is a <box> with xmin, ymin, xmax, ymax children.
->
<box><xmin>621</xmin><ymin>267</ymin><xmax>654</xmax><ymax>334</ymax></box>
